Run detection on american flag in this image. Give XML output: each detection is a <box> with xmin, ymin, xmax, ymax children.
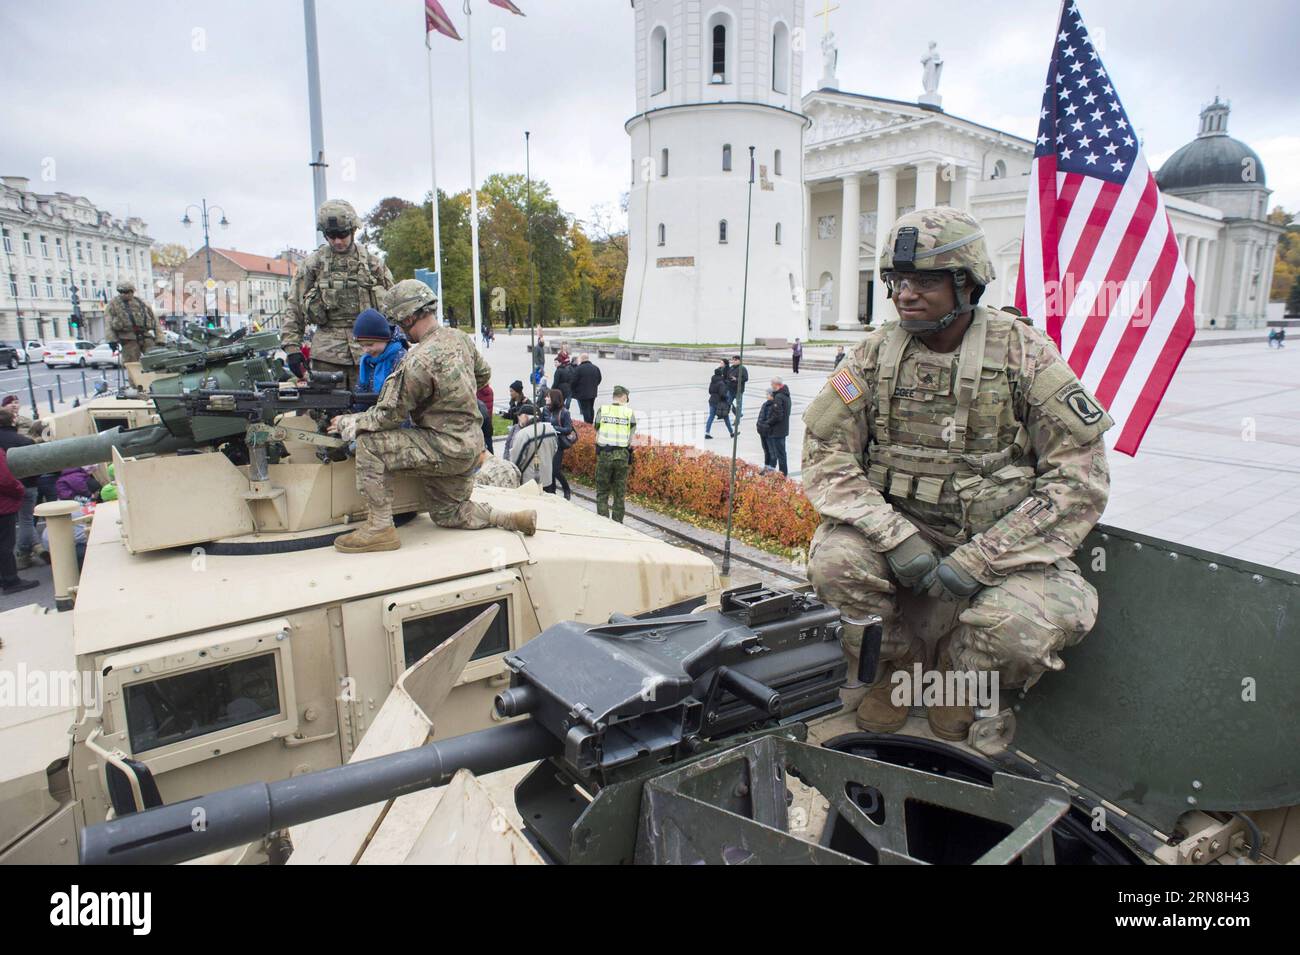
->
<box><xmin>1014</xmin><ymin>2</ymin><xmax>1195</xmax><ymax>456</ymax></box>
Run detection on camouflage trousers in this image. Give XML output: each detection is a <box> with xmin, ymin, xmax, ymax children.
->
<box><xmin>312</xmin><ymin>358</ymin><xmax>357</xmax><ymax>391</ymax></box>
<box><xmin>118</xmin><ymin>340</ymin><xmax>156</xmax><ymax>364</ymax></box>
<box><xmin>595</xmin><ymin>448</ymin><xmax>629</xmax><ymax>523</ymax></box>
<box><xmin>354</xmin><ymin>430</ymin><xmax>493</xmax><ymax>530</ymax></box>
<box><xmin>807</xmin><ymin>522</ymin><xmax>1098</xmax><ymax>691</ymax></box>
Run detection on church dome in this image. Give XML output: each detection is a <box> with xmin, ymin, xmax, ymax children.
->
<box><xmin>1156</xmin><ymin>98</ymin><xmax>1265</xmax><ymax>190</ymax></box>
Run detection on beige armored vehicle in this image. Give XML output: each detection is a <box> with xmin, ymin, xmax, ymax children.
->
<box><xmin>0</xmin><ymin>365</ymin><xmax>717</xmax><ymax>864</ymax></box>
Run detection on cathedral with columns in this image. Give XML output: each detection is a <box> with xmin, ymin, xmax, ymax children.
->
<box><xmin>620</xmin><ymin>1</ymin><xmax>1281</xmax><ymax>343</ymax></box>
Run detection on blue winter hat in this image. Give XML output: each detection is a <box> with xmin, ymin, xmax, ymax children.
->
<box><xmin>352</xmin><ymin>308</ymin><xmax>392</xmax><ymax>342</ymax></box>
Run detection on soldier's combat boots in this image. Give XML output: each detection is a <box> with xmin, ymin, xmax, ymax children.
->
<box><xmin>855</xmin><ymin>637</ymin><xmax>922</xmax><ymax>734</ymax></box>
<box><xmin>926</xmin><ymin>635</ymin><xmax>975</xmax><ymax>742</ymax></box>
<box><xmin>334</xmin><ymin>523</ymin><xmax>401</xmax><ymax>553</ymax></box>
<box><xmin>491</xmin><ymin>509</ymin><xmax>537</xmax><ymax>536</ymax></box>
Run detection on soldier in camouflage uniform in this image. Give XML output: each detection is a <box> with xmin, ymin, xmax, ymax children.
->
<box><xmin>474</xmin><ymin>449</ymin><xmax>521</xmax><ymax>488</ymax></box>
<box><xmin>329</xmin><ymin>280</ymin><xmax>537</xmax><ymax>553</ymax></box>
<box><xmin>803</xmin><ymin>207</ymin><xmax>1111</xmax><ymax>741</ymax></box>
<box><xmin>105</xmin><ymin>280</ymin><xmax>162</xmax><ymax>363</ymax></box>
<box><xmin>282</xmin><ymin>200</ymin><xmax>394</xmax><ymax>389</ymax></box>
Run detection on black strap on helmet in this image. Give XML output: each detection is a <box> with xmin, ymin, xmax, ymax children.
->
<box><xmin>892</xmin><ymin>227</ymin><xmax>920</xmax><ymax>271</ymax></box>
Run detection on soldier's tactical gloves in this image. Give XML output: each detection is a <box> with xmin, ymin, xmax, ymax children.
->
<box><xmin>287</xmin><ymin>351</ymin><xmax>307</xmax><ymax>379</ymax></box>
<box><xmin>884</xmin><ymin>534</ymin><xmax>941</xmax><ymax>593</ymax></box>
<box><xmin>920</xmin><ymin>559</ymin><xmax>982</xmax><ymax>602</ymax></box>
<box><xmin>334</xmin><ymin>415</ymin><xmax>358</xmax><ymax>443</ymax></box>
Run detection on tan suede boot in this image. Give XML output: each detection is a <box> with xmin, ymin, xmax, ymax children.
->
<box><xmin>334</xmin><ymin>524</ymin><xmax>401</xmax><ymax>553</ymax></box>
<box><xmin>855</xmin><ymin>638</ymin><xmax>922</xmax><ymax>733</ymax></box>
<box><xmin>926</xmin><ymin>634</ymin><xmax>975</xmax><ymax>742</ymax></box>
<box><xmin>492</xmin><ymin>509</ymin><xmax>537</xmax><ymax>536</ymax></box>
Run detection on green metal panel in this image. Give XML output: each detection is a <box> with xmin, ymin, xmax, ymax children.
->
<box><xmin>1013</xmin><ymin>524</ymin><xmax>1300</xmax><ymax>835</ymax></box>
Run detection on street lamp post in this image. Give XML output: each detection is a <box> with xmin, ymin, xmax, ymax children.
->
<box><xmin>182</xmin><ymin>199</ymin><xmax>229</xmax><ymax>327</ymax></box>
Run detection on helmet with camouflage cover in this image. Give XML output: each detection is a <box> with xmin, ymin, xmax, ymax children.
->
<box><xmin>383</xmin><ymin>279</ymin><xmax>438</xmax><ymax>325</ymax></box>
<box><xmin>879</xmin><ymin>207</ymin><xmax>995</xmax><ymax>334</ymax></box>
<box><xmin>116</xmin><ymin>280</ymin><xmax>136</xmax><ymax>293</ymax></box>
<box><xmin>316</xmin><ymin>199</ymin><xmax>360</xmax><ymax>234</ymax></box>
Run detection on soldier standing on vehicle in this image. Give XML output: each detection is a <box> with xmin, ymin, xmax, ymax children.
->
<box><xmin>105</xmin><ymin>280</ymin><xmax>161</xmax><ymax>364</ymax></box>
<box><xmin>328</xmin><ymin>280</ymin><xmax>536</xmax><ymax>553</ymax></box>
<box><xmin>802</xmin><ymin>207</ymin><xmax>1111</xmax><ymax>742</ymax></box>
<box><xmin>282</xmin><ymin>200</ymin><xmax>394</xmax><ymax>388</ymax></box>
<box><xmin>594</xmin><ymin>385</ymin><xmax>636</xmax><ymax>523</ymax></box>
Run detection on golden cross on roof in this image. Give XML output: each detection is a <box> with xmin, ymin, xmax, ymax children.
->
<box><xmin>814</xmin><ymin>0</ymin><xmax>840</xmax><ymax>32</ymax></box>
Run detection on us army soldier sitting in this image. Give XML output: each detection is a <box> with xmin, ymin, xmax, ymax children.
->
<box><xmin>802</xmin><ymin>207</ymin><xmax>1111</xmax><ymax>742</ymax></box>
<box><xmin>329</xmin><ymin>279</ymin><xmax>536</xmax><ymax>553</ymax></box>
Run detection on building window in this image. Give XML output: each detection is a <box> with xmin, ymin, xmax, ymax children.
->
<box><xmin>772</xmin><ymin>22</ymin><xmax>790</xmax><ymax>94</ymax></box>
<box><xmin>23</xmin><ymin>233</ymin><xmax>32</xmax><ymax>255</ymax></box>
<box><xmin>75</xmin><ymin>240</ymin><xmax>83</xmax><ymax>262</ymax></box>
<box><xmin>80</xmin><ymin>278</ymin><xmax>88</xmax><ymax>297</ymax></box>
<box><xmin>7</xmin><ymin>274</ymin><xmax>16</xmax><ymax>297</ymax></box>
<box><xmin>102</xmin><ymin>245</ymin><xmax>109</xmax><ymax>265</ymax></box>
<box><xmin>719</xmin><ymin>220</ymin><xmax>729</xmax><ymax>244</ymax></box>
<box><xmin>991</xmin><ymin>160</ymin><xmax>1007</xmax><ymax>180</ymax></box>
<box><xmin>140</xmin><ymin>250</ymin><xmax>147</xmax><ymax>268</ymax></box>
<box><xmin>774</xmin><ymin>149</ymin><xmax>783</xmax><ymax>176</ymax></box>
<box><xmin>61</xmin><ymin>276</ymin><xmax>69</xmax><ymax>298</ymax></box>
<box><xmin>39</xmin><ymin>235</ymin><xmax>49</xmax><ymax>257</ymax></box>
<box><xmin>29</xmin><ymin>276</ymin><xmax>38</xmax><ymax>298</ymax></box>
<box><xmin>723</xmin><ymin>144</ymin><xmax>732</xmax><ymax>172</ymax></box>
<box><xmin>660</xmin><ymin>147</ymin><xmax>669</xmax><ymax>178</ymax></box>
<box><xmin>775</xmin><ymin>223</ymin><xmax>783</xmax><ymax>245</ymax></box>
<box><xmin>55</xmin><ymin>237</ymin><xmax>64</xmax><ymax>259</ymax></box>
<box><xmin>650</xmin><ymin>25</ymin><xmax>667</xmax><ymax>95</ymax></box>
<box><xmin>1</xmin><ymin>229</ymin><xmax>10</xmax><ymax>253</ymax></box>
<box><xmin>658</xmin><ymin>223</ymin><xmax>666</xmax><ymax>246</ymax></box>
<box><xmin>711</xmin><ymin>23</ymin><xmax>727</xmax><ymax>82</ymax></box>
<box><xmin>115</xmin><ymin>246</ymin><xmax>122</xmax><ymax>267</ymax></box>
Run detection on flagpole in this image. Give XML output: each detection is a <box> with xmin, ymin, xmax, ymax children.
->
<box><xmin>464</xmin><ymin>0</ymin><xmax>484</xmax><ymax>343</ymax></box>
<box><xmin>425</xmin><ymin>34</ymin><xmax>445</xmax><ymax>326</ymax></box>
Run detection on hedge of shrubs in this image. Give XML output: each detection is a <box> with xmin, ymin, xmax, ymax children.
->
<box><xmin>564</xmin><ymin>422</ymin><xmax>820</xmax><ymax>550</ymax></box>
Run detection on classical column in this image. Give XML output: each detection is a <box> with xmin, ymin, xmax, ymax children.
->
<box><xmin>1236</xmin><ymin>240</ymin><xmax>1254</xmax><ymax>319</ymax></box>
<box><xmin>872</xmin><ymin>166</ymin><xmax>899</xmax><ymax>324</ymax></box>
<box><xmin>805</xmin><ymin>184</ymin><xmax>816</xmax><ymax>330</ymax></box>
<box><xmin>949</xmin><ymin>165</ymin><xmax>977</xmax><ymax>211</ymax></box>
<box><xmin>838</xmin><ymin>173</ymin><xmax>862</xmax><ymax>328</ymax></box>
<box><xmin>914</xmin><ymin>159</ymin><xmax>939</xmax><ymax>211</ymax></box>
<box><xmin>1192</xmin><ymin>237</ymin><xmax>1208</xmax><ymax>322</ymax></box>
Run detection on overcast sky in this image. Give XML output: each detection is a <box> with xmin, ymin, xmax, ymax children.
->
<box><xmin>1</xmin><ymin>0</ymin><xmax>1296</xmax><ymax>258</ymax></box>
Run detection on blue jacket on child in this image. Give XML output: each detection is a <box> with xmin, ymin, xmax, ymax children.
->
<box><xmin>358</xmin><ymin>338</ymin><xmax>407</xmax><ymax>394</ymax></box>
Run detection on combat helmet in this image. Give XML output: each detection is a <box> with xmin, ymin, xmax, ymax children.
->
<box><xmin>879</xmin><ymin>207</ymin><xmax>995</xmax><ymax>334</ymax></box>
<box><xmin>116</xmin><ymin>279</ymin><xmax>136</xmax><ymax>293</ymax></box>
<box><xmin>317</xmin><ymin>199</ymin><xmax>360</xmax><ymax>235</ymax></box>
<box><xmin>383</xmin><ymin>279</ymin><xmax>438</xmax><ymax>326</ymax></box>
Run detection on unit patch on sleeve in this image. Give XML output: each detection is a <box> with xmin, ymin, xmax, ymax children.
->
<box><xmin>1061</xmin><ymin>386</ymin><xmax>1104</xmax><ymax>425</ymax></box>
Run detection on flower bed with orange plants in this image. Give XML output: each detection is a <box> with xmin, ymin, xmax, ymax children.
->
<box><xmin>564</xmin><ymin>422</ymin><xmax>820</xmax><ymax>552</ymax></box>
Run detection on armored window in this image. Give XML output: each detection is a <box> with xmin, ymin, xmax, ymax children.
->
<box><xmin>123</xmin><ymin>652</ymin><xmax>281</xmax><ymax>754</ymax></box>
<box><xmin>401</xmin><ymin>597</ymin><xmax>511</xmax><ymax>669</ymax></box>
<box><xmin>775</xmin><ymin>222</ymin><xmax>783</xmax><ymax>245</ymax></box>
<box><xmin>711</xmin><ymin>24</ymin><xmax>727</xmax><ymax>81</ymax></box>
<box><xmin>651</xmin><ymin>26</ymin><xmax>668</xmax><ymax>95</ymax></box>
<box><xmin>774</xmin><ymin>149</ymin><xmax>783</xmax><ymax>176</ymax></box>
<box><xmin>660</xmin><ymin>147</ymin><xmax>669</xmax><ymax>178</ymax></box>
<box><xmin>772</xmin><ymin>22</ymin><xmax>790</xmax><ymax>94</ymax></box>
<box><xmin>658</xmin><ymin>223</ymin><xmax>666</xmax><ymax>246</ymax></box>
<box><xmin>723</xmin><ymin>144</ymin><xmax>732</xmax><ymax>172</ymax></box>
<box><xmin>719</xmin><ymin>220</ymin><xmax>729</xmax><ymax>244</ymax></box>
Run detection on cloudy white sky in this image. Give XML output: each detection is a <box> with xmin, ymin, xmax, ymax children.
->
<box><xmin>1</xmin><ymin>0</ymin><xmax>1296</xmax><ymax>257</ymax></box>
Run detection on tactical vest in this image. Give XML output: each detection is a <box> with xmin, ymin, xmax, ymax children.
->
<box><xmin>595</xmin><ymin>403</ymin><xmax>635</xmax><ymax>448</ymax></box>
<box><xmin>866</xmin><ymin>310</ymin><xmax>1034</xmax><ymax>540</ymax></box>
<box><xmin>308</xmin><ymin>248</ymin><xmax>382</xmax><ymax>326</ymax></box>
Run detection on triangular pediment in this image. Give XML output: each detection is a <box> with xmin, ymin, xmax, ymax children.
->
<box><xmin>804</xmin><ymin>99</ymin><xmax>918</xmax><ymax>147</ymax></box>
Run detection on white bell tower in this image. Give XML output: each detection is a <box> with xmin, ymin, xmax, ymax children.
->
<box><xmin>620</xmin><ymin>0</ymin><xmax>808</xmax><ymax>344</ymax></box>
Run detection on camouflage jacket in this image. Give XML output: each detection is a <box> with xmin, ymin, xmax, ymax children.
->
<box><xmin>802</xmin><ymin>306</ymin><xmax>1112</xmax><ymax>584</ymax></box>
<box><xmin>475</xmin><ymin>454</ymin><xmax>521</xmax><ymax>488</ymax></box>
<box><xmin>280</xmin><ymin>242</ymin><xmax>394</xmax><ymax>365</ymax></box>
<box><xmin>352</xmin><ymin>325</ymin><xmax>491</xmax><ymax>471</ymax></box>
<box><xmin>105</xmin><ymin>295</ymin><xmax>160</xmax><ymax>343</ymax></box>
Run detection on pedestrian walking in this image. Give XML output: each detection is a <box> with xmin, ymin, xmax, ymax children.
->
<box><xmin>768</xmin><ymin>376</ymin><xmax>791</xmax><ymax>476</ymax></box>
<box><xmin>594</xmin><ymin>385</ymin><xmax>636</xmax><ymax>523</ymax></box>
<box><xmin>573</xmin><ymin>353</ymin><xmax>603</xmax><ymax>424</ymax></box>
<box><xmin>541</xmin><ymin>389</ymin><xmax>574</xmax><ymax>500</ymax></box>
<box><xmin>705</xmin><ymin>362</ymin><xmax>733</xmax><ymax>439</ymax></box>
<box><xmin>726</xmin><ymin>356</ymin><xmax>749</xmax><ymax>431</ymax></box>
<box><xmin>791</xmin><ymin>338</ymin><xmax>803</xmax><ymax>374</ymax></box>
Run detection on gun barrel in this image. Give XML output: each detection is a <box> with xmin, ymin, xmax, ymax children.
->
<box><xmin>79</xmin><ymin>720</ymin><xmax>560</xmax><ymax>866</ymax></box>
<box><xmin>6</xmin><ymin>424</ymin><xmax>195</xmax><ymax>480</ymax></box>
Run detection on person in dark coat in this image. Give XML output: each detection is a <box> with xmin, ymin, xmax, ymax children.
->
<box><xmin>725</xmin><ymin>356</ymin><xmax>749</xmax><ymax>430</ymax></box>
<box><xmin>791</xmin><ymin>338</ymin><xmax>803</xmax><ymax>374</ymax></box>
<box><xmin>572</xmin><ymin>353</ymin><xmax>603</xmax><ymax>424</ymax></box>
<box><xmin>552</xmin><ymin>361</ymin><xmax>576</xmax><ymax>411</ymax></box>
<box><xmin>705</xmin><ymin>363</ymin><xmax>733</xmax><ymax>439</ymax></box>
<box><xmin>0</xmin><ymin>437</ymin><xmax>38</xmax><ymax>594</ymax></box>
<box><xmin>0</xmin><ymin>406</ymin><xmax>41</xmax><ymax>567</ymax></box>
<box><xmin>767</xmin><ymin>377</ymin><xmax>791</xmax><ymax>476</ymax></box>
<box><xmin>756</xmin><ymin>389</ymin><xmax>777</xmax><ymax>469</ymax></box>
<box><xmin>833</xmin><ymin>345</ymin><xmax>846</xmax><ymax>368</ymax></box>
<box><xmin>541</xmin><ymin>389</ymin><xmax>574</xmax><ymax>500</ymax></box>
<box><xmin>500</xmin><ymin>380</ymin><xmax>527</xmax><ymax>424</ymax></box>
<box><xmin>478</xmin><ymin>399</ymin><xmax>495</xmax><ymax>455</ymax></box>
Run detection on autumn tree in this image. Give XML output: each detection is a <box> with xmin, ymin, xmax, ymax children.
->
<box><xmin>151</xmin><ymin>242</ymin><xmax>189</xmax><ymax>270</ymax></box>
<box><xmin>1268</xmin><ymin>206</ymin><xmax>1298</xmax><ymax>302</ymax></box>
<box><xmin>363</xmin><ymin>197</ymin><xmax>416</xmax><ymax>249</ymax></box>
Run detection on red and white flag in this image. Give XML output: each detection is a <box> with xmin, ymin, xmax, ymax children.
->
<box><xmin>1015</xmin><ymin>2</ymin><xmax>1195</xmax><ymax>456</ymax></box>
<box><xmin>425</xmin><ymin>0</ymin><xmax>462</xmax><ymax>40</ymax></box>
<box><xmin>489</xmin><ymin>0</ymin><xmax>526</xmax><ymax>14</ymax></box>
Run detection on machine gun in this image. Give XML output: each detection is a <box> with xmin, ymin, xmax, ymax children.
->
<box><xmin>81</xmin><ymin>585</ymin><xmax>870</xmax><ymax>865</ymax></box>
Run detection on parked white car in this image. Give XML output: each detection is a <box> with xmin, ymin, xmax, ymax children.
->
<box><xmin>42</xmin><ymin>340</ymin><xmax>97</xmax><ymax>368</ymax></box>
<box><xmin>88</xmin><ymin>342</ymin><xmax>121</xmax><ymax>369</ymax></box>
<box><xmin>20</xmin><ymin>340</ymin><xmax>45</xmax><ymax>364</ymax></box>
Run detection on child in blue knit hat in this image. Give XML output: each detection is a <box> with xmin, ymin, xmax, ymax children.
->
<box><xmin>353</xmin><ymin>308</ymin><xmax>407</xmax><ymax>394</ymax></box>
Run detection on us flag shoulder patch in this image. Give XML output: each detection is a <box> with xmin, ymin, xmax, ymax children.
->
<box><xmin>830</xmin><ymin>368</ymin><xmax>863</xmax><ymax>405</ymax></box>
